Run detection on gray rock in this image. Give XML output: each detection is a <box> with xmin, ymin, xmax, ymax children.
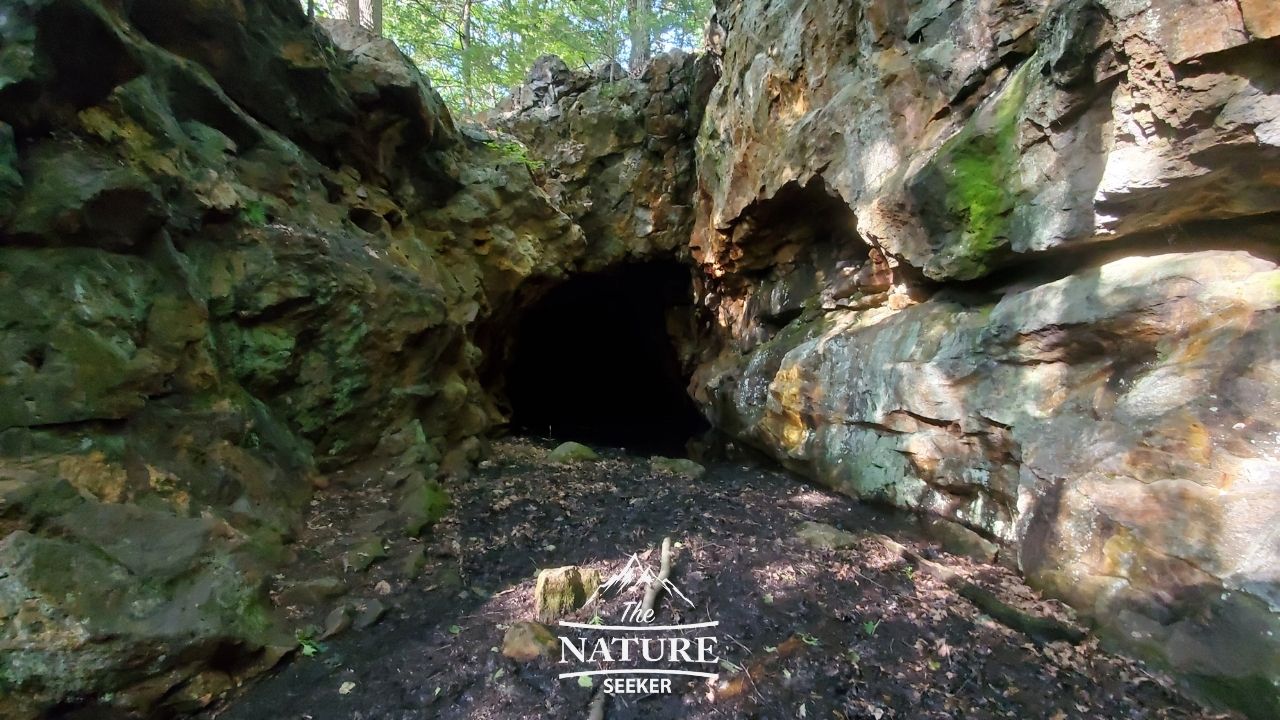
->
<box><xmin>320</xmin><ymin>605</ymin><xmax>353</xmax><ymax>640</ymax></box>
<box><xmin>795</xmin><ymin>521</ymin><xmax>861</xmax><ymax>550</ymax></box>
<box><xmin>277</xmin><ymin>577</ymin><xmax>348</xmax><ymax>608</ymax></box>
<box><xmin>548</xmin><ymin>442</ymin><xmax>599</xmax><ymax>464</ymax></box>
<box><xmin>650</xmin><ymin>456</ymin><xmax>706</xmax><ymax>480</ymax></box>
<box><xmin>922</xmin><ymin>517</ymin><xmax>1000</xmax><ymax>564</ymax></box>
<box><xmin>353</xmin><ymin>598</ymin><xmax>388</xmax><ymax>630</ymax></box>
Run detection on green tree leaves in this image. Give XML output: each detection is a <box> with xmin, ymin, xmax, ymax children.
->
<box><xmin>313</xmin><ymin>0</ymin><xmax>710</xmax><ymax>113</ymax></box>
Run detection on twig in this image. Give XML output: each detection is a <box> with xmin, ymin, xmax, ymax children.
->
<box><xmin>641</xmin><ymin>537</ymin><xmax>673</xmax><ymax>614</ymax></box>
<box><xmin>587</xmin><ymin>537</ymin><xmax>674</xmax><ymax>720</ymax></box>
<box><xmin>723</xmin><ymin>633</ymin><xmax>751</xmax><ymax>655</ymax></box>
<box><xmin>587</xmin><ymin>688</ymin><xmax>606</xmax><ymax>720</ymax></box>
<box><xmin>743</xmin><ymin>665</ymin><xmax>764</xmax><ymax>704</ymax></box>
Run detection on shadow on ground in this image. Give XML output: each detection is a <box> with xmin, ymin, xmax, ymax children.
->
<box><xmin>207</xmin><ymin>439</ymin><xmax>1220</xmax><ymax>720</ymax></box>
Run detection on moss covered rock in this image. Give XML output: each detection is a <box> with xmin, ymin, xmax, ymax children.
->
<box><xmin>501</xmin><ymin>621</ymin><xmax>558</xmax><ymax>662</ymax></box>
<box><xmin>533</xmin><ymin>566</ymin><xmax>601</xmax><ymax>623</ymax></box>
<box><xmin>400</xmin><ymin>473</ymin><xmax>450</xmax><ymax>537</ymax></box>
<box><xmin>548</xmin><ymin>441</ymin><xmax>599</xmax><ymax>464</ymax></box>
<box><xmin>650</xmin><ymin>456</ymin><xmax>706</xmax><ymax>480</ymax></box>
<box><xmin>0</xmin><ymin>0</ymin><xmax>588</xmax><ymax>715</ymax></box>
<box><xmin>0</xmin><ymin>493</ymin><xmax>284</xmax><ymax>717</ymax></box>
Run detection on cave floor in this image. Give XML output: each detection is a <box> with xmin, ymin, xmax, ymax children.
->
<box><xmin>209</xmin><ymin>439</ymin><xmax>1221</xmax><ymax>720</ymax></box>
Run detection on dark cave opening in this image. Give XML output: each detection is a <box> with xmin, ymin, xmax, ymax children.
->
<box><xmin>504</xmin><ymin>261</ymin><xmax>709</xmax><ymax>456</ymax></box>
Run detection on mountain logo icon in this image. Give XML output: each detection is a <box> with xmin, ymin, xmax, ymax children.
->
<box><xmin>585</xmin><ymin>553</ymin><xmax>694</xmax><ymax>608</ymax></box>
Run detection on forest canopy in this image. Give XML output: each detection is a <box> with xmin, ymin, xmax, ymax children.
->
<box><xmin>309</xmin><ymin>0</ymin><xmax>713</xmax><ymax>113</ymax></box>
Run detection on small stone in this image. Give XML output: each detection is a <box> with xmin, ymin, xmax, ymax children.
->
<box><xmin>277</xmin><ymin>576</ymin><xmax>348</xmax><ymax>607</ymax></box>
<box><xmin>534</xmin><ymin>566</ymin><xmax>601</xmax><ymax>623</ymax></box>
<box><xmin>401</xmin><ymin>547</ymin><xmax>429</xmax><ymax>578</ymax></box>
<box><xmin>320</xmin><ymin>605</ymin><xmax>353</xmax><ymax>640</ymax></box>
<box><xmin>650</xmin><ymin>456</ymin><xmax>706</xmax><ymax>480</ymax></box>
<box><xmin>548</xmin><ymin>441</ymin><xmax>599</xmax><ymax>464</ymax></box>
<box><xmin>346</xmin><ymin>537</ymin><xmax>388</xmax><ymax>572</ymax></box>
<box><xmin>795</xmin><ymin>521</ymin><xmax>860</xmax><ymax>550</ymax></box>
<box><xmin>354</xmin><ymin>598</ymin><xmax>387</xmax><ymax>629</ymax></box>
<box><xmin>400</xmin><ymin>475</ymin><xmax>450</xmax><ymax>537</ymax></box>
<box><xmin>502</xmin><ymin>621</ymin><xmax>558</xmax><ymax>661</ymax></box>
<box><xmin>374</xmin><ymin>580</ymin><xmax>392</xmax><ymax>595</ymax></box>
<box><xmin>922</xmin><ymin>517</ymin><xmax>1000</xmax><ymax>564</ymax></box>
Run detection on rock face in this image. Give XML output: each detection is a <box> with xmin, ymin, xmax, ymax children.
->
<box><xmin>486</xmin><ymin>52</ymin><xmax>716</xmax><ymax>267</ymax></box>
<box><xmin>690</xmin><ymin>0</ymin><xmax>1280</xmax><ymax>715</ymax></box>
<box><xmin>2</xmin><ymin>0</ymin><xmax>1278</xmax><ymax>717</ymax></box>
<box><xmin>0</xmin><ymin>0</ymin><xmax>617</xmax><ymax>715</ymax></box>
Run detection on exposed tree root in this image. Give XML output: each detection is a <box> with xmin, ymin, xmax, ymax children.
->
<box><xmin>874</xmin><ymin>535</ymin><xmax>1085</xmax><ymax>645</ymax></box>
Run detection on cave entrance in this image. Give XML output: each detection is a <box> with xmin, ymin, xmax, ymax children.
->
<box><xmin>505</xmin><ymin>261</ymin><xmax>709</xmax><ymax>456</ymax></box>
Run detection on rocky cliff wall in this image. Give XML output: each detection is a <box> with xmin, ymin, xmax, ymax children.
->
<box><xmin>688</xmin><ymin>0</ymin><xmax>1279</xmax><ymax>714</ymax></box>
<box><xmin>1</xmin><ymin>0</ymin><xmax>1277</xmax><ymax>717</ymax></box>
<box><xmin>0</xmin><ymin>1</ymin><xmax>613</xmax><ymax>715</ymax></box>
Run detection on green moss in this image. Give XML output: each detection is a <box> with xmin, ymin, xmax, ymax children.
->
<box><xmin>401</xmin><ymin>476</ymin><xmax>450</xmax><ymax>537</ymax></box>
<box><xmin>933</xmin><ymin>63</ymin><xmax>1033</xmax><ymax>279</ymax></box>
<box><xmin>225</xmin><ymin>324</ymin><xmax>295</xmax><ymax>387</ymax></box>
<box><xmin>52</xmin><ymin>324</ymin><xmax>134</xmax><ymax>399</ymax></box>
<box><xmin>240</xmin><ymin>198</ymin><xmax>269</xmax><ymax>226</ymax></box>
<box><xmin>324</xmin><ymin>309</ymin><xmax>372</xmax><ymax>423</ymax></box>
<box><xmin>1186</xmin><ymin>673</ymin><xmax>1280</xmax><ymax>720</ymax></box>
<box><xmin>483</xmin><ymin>139</ymin><xmax>544</xmax><ymax>171</ymax></box>
<box><xmin>239</xmin><ymin>525</ymin><xmax>291</xmax><ymax>567</ymax></box>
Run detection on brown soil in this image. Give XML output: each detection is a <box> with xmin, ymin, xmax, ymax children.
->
<box><xmin>207</xmin><ymin>439</ymin><xmax>1229</xmax><ymax>720</ymax></box>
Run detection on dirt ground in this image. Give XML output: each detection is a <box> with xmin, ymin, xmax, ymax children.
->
<box><xmin>208</xmin><ymin>438</ymin><xmax>1228</xmax><ymax>720</ymax></box>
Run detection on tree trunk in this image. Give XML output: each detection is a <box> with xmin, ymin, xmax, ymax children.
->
<box><xmin>346</xmin><ymin>0</ymin><xmax>362</xmax><ymax>27</ymax></box>
<box><xmin>461</xmin><ymin>0</ymin><xmax>474</xmax><ymax>112</ymax></box>
<box><xmin>626</xmin><ymin>0</ymin><xmax>650</xmax><ymax>72</ymax></box>
<box><xmin>371</xmin><ymin>0</ymin><xmax>383</xmax><ymax>36</ymax></box>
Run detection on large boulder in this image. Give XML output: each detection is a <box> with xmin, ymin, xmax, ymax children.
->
<box><xmin>0</xmin><ymin>0</ymin><xmax>587</xmax><ymax>715</ymax></box>
<box><xmin>694</xmin><ymin>0</ymin><xmax>1280</xmax><ymax>283</ymax></box>
<box><xmin>0</xmin><ymin>481</ymin><xmax>288</xmax><ymax>717</ymax></box>
<box><xmin>690</xmin><ymin>1</ymin><xmax>1280</xmax><ymax>714</ymax></box>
